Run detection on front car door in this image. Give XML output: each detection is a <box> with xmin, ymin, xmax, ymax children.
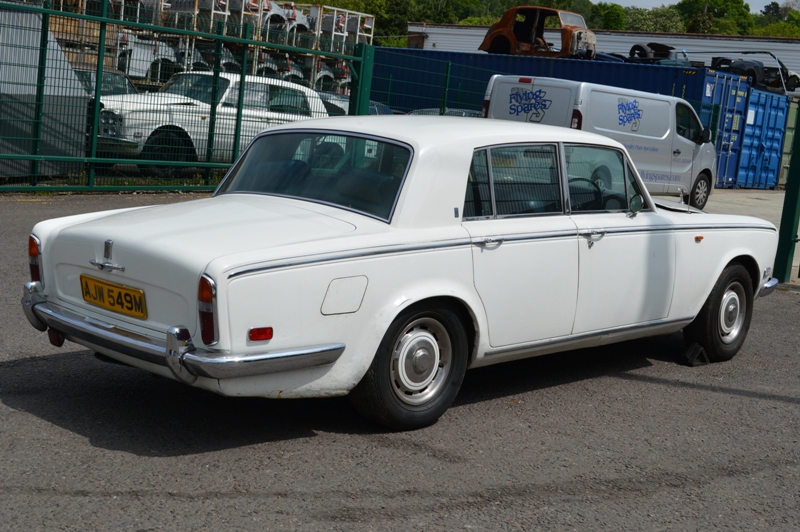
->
<box><xmin>564</xmin><ymin>144</ymin><xmax>676</xmax><ymax>335</ymax></box>
<box><xmin>464</xmin><ymin>144</ymin><xmax>579</xmax><ymax>348</ymax></box>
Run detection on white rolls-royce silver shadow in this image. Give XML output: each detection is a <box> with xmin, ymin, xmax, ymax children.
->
<box><xmin>22</xmin><ymin>116</ymin><xmax>779</xmax><ymax>429</ymax></box>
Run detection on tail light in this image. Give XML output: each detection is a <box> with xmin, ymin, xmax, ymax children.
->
<box><xmin>198</xmin><ymin>275</ymin><xmax>218</xmax><ymax>346</ymax></box>
<box><xmin>570</xmin><ymin>109</ymin><xmax>583</xmax><ymax>129</ymax></box>
<box><xmin>28</xmin><ymin>235</ymin><xmax>43</xmax><ymax>285</ymax></box>
<box><xmin>481</xmin><ymin>99</ymin><xmax>490</xmax><ymax>118</ymax></box>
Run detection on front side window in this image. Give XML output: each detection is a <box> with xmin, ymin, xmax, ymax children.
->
<box><xmin>565</xmin><ymin>145</ymin><xmax>630</xmax><ymax>213</ymax></box>
<box><xmin>217</xmin><ymin>131</ymin><xmax>411</xmax><ymax>221</ymax></box>
<box><xmin>676</xmin><ymin>103</ymin><xmax>701</xmax><ymax>142</ymax></box>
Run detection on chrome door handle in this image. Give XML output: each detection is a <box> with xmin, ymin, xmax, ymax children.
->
<box><xmin>474</xmin><ymin>237</ymin><xmax>504</xmax><ymax>246</ymax></box>
<box><xmin>673</xmin><ymin>149</ymin><xmax>681</xmax><ymax>155</ymax></box>
<box><xmin>578</xmin><ymin>230</ymin><xmax>606</xmax><ymax>248</ymax></box>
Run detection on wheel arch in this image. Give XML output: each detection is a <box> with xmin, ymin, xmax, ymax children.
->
<box><xmin>146</xmin><ymin>125</ymin><xmax>198</xmax><ymax>162</ymax></box>
<box><xmin>395</xmin><ymin>295</ymin><xmax>479</xmax><ymax>367</ymax></box>
<box><xmin>725</xmin><ymin>254</ymin><xmax>760</xmax><ymax>294</ymax></box>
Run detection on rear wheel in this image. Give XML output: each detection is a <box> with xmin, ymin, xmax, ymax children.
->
<box><xmin>684</xmin><ymin>264</ymin><xmax>753</xmax><ymax>362</ymax></box>
<box><xmin>139</xmin><ymin>130</ymin><xmax>193</xmax><ymax>178</ymax></box>
<box><xmin>690</xmin><ymin>173</ymin><xmax>711</xmax><ymax>210</ymax></box>
<box><xmin>349</xmin><ymin>303</ymin><xmax>469</xmax><ymax>430</ymax></box>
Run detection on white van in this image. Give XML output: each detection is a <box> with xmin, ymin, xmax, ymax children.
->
<box><xmin>482</xmin><ymin>75</ymin><xmax>716</xmax><ymax>209</ymax></box>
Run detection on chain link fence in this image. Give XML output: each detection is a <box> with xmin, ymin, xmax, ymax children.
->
<box><xmin>0</xmin><ymin>0</ymin><xmax>373</xmax><ymax>191</ymax></box>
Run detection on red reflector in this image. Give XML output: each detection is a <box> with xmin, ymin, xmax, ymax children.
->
<box><xmin>249</xmin><ymin>327</ymin><xmax>273</xmax><ymax>342</ymax></box>
<box><xmin>519</xmin><ymin>77</ymin><xmax>533</xmax><ymax>83</ymax></box>
<box><xmin>29</xmin><ymin>263</ymin><xmax>41</xmax><ymax>282</ymax></box>
<box><xmin>200</xmin><ymin>311</ymin><xmax>215</xmax><ymax>345</ymax></box>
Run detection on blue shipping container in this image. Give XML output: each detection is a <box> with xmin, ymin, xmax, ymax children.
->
<box><xmin>736</xmin><ymin>88</ymin><xmax>790</xmax><ymax>189</ymax></box>
<box><xmin>699</xmin><ymin>71</ymin><xmax>750</xmax><ymax>187</ymax></box>
<box><xmin>374</xmin><ymin>47</ymin><xmax>746</xmax><ymax>112</ymax></box>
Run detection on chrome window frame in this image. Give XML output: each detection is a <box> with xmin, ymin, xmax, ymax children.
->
<box><xmin>214</xmin><ymin>129</ymin><xmax>414</xmax><ymax>224</ymax></box>
<box><xmin>561</xmin><ymin>143</ymin><xmax>652</xmax><ymax>215</ymax></box>
<box><xmin>463</xmin><ymin>142</ymin><xmax>565</xmax><ymax>221</ymax></box>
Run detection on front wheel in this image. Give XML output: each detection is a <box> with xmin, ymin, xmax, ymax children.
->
<box><xmin>689</xmin><ymin>174</ymin><xmax>711</xmax><ymax>210</ymax></box>
<box><xmin>684</xmin><ymin>264</ymin><xmax>754</xmax><ymax>362</ymax></box>
<box><xmin>349</xmin><ymin>303</ymin><xmax>469</xmax><ymax>430</ymax></box>
<box><xmin>139</xmin><ymin>130</ymin><xmax>193</xmax><ymax>179</ymax></box>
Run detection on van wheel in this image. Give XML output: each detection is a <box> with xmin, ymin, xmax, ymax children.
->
<box><xmin>690</xmin><ymin>174</ymin><xmax>711</xmax><ymax>210</ymax></box>
<box><xmin>349</xmin><ymin>303</ymin><xmax>469</xmax><ymax>430</ymax></box>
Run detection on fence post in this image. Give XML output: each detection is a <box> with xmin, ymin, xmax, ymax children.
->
<box><xmin>439</xmin><ymin>61</ymin><xmax>451</xmax><ymax>115</ymax></box>
<box><xmin>87</xmin><ymin>0</ymin><xmax>109</xmax><ymax>188</ymax></box>
<box><xmin>774</xmin><ymin>108</ymin><xmax>800</xmax><ymax>283</ymax></box>
<box><xmin>231</xmin><ymin>24</ymin><xmax>250</xmax><ymax>161</ymax></box>
<box><xmin>31</xmin><ymin>1</ymin><xmax>51</xmax><ymax>184</ymax></box>
<box><xmin>348</xmin><ymin>44</ymin><xmax>374</xmax><ymax>116</ymax></box>
<box><xmin>205</xmin><ymin>22</ymin><xmax>225</xmax><ymax>184</ymax></box>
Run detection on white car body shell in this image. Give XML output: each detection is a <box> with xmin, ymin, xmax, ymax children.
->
<box><xmin>98</xmin><ymin>72</ymin><xmax>328</xmax><ymax>162</ymax></box>
<box><xmin>25</xmin><ymin>116</ymin><xmax>777</xmax><ymax>401</ymax></box>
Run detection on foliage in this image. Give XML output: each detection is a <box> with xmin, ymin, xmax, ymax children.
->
<box><xmin>458</xmin><ymin>15</ymin><xmax>500</xmax><ymax>25</ymax></box>
<box><xmin>625</xmin><ymin>6</ymin><xmax>685</xmax><ymax>32</ymax></box>
<box><xmin>675</xmin><ymin>0</ymin><xmax>754</xmax><ymax>34</ymax></box>
<box><xmin>750</xmin><ymin>20</ymin><xmax>800</xmax><ymax>35</ymax></box>
<box><xmin>591</xmin><ymin>2</ymin><xmax>626</xmax><ymax>29</ymax></box>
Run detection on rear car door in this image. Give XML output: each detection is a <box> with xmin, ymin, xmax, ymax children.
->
<box><xmin>463</xmin><ymin>144</ymin><xmax>579</xmax><ymax>348</ymax></box>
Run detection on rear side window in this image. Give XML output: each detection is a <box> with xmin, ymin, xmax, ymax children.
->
<box><xmin>463</xmin><ymin>144</ymin><xmax>562</xmax><ymax>220</ymax></box>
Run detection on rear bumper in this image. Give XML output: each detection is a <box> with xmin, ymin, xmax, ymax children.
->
<box><xmin>22</xmin><ymin>281</ymin><xmax>345</xmax><ymax>384</ymax></box>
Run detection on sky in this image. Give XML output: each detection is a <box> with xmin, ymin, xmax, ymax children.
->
<box><xmin>621</xmin><ymin>0</ymin><xmax>772</xmax><ymax>14</ymax></box>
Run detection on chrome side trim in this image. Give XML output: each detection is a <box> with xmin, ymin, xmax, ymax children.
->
<box><xmin>673</xmin><ymin>224</ymin><xmax>777</xmax><ymax>232</ymax></box>
<box><xmin>758</xmin><ymin>277</ymin><xmax>779</xmax><ymax>298</ymax></box>
<box><xmin>485</xmin><ymin>316</ymin><xmax>694</xmax><ymax>358</ymax></box>
<box><xmin>227</xmin><ymin>239</ymin><xmax>472</xmax><ymax>279</ymax></box>
<box><xmin>24</xmin><ymin>297</ymin><xmax>346</xmax><ymax>381</ymax></box>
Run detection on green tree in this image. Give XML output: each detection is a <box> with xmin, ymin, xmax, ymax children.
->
<box><xmin>626</xmin><ymin>5</ymin><xmax>685</xmax><ymax>32</ymax></box>
<box><xmin>591</xmin><ymin>2</ymin><xmax>626</xmax><ymax>29</ymax></box>
<box><xmin>750</xmin><ymin>20</ymin><xmax>800</xmax><ymax>35</ymax></box>
<box><xmin>675</xmin><ymin>0</ymin><xmax>754</xmax><ymax>34</ymax></box>
<box><xmin>458</xmin><ymin>15</ymin><xmax>500</xmax><ymax>25</ymax></box>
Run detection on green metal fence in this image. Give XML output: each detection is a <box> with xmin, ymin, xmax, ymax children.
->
<box><xmin>0</xmin><ymin>0</ymin><xmax>373</xmax><ymax>192</ymax></box>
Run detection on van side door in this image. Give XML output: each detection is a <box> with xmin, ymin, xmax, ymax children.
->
<box><xmin>668</xmin><ymin>103</ymin><xmax>702</xmax><ymax>195</ymax></box>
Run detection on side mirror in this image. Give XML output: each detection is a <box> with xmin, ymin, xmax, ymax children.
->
<box><xmin>629</xmin><ymin>194</ymin><xmax>644</xmax><ymax>217</ymax></box>
<box><xmin>699</xmin><ymin>128</ymin><xmax>712</xmax><ymax>144</ymax></box>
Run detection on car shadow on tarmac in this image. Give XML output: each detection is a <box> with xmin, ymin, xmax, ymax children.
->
<box><xmin>0</xmin><ymin>332</ymin><xmax>686</xmax><ymax>456</ymax></box>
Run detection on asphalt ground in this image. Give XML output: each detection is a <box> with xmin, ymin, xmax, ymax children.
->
<box><xmin>0</xmin><ymin>191</ymin><xmax>798</xmax><ymax>530</ymax></box>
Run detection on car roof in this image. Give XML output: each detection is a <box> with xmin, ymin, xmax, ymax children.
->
<box><xmin>266</xmin><ymin>115</ymin><xmax>625</xmax><ymax>152</ymax></box>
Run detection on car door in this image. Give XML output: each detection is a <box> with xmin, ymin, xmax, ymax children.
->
<box><xmin>564</xmin><ymin>144</ymin><xmax>676</xmax><ymax>335</ymax></box>
<box><xmin>215</xmin><ymin>81</ymin><xmax>272</xmax><ymax>162</ymax></box>
<box><xmin>668</xmin><ymin>102</ymin><xmax>702</xmax><ymax>195</ymax></box>
<box><xmin>463</xmin><ymin>144</ymin><xmax>580</xmax><ymax>348</ymax></box>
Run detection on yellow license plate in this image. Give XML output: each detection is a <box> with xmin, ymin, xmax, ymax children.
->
<box><xmin>80</xmin><ymin>274</ymin><xmax>147</xmax><ymax>320</ymax></box>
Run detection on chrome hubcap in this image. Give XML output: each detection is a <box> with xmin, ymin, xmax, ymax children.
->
<box><xmin>391</xmin><ymin>317</ymin><xmax>451</xmax><ymax>405</ymax></box>
<box><xmin>719</xmin><ymin>281</ymin><xmax>746</xmax><ymax>344</ymax></box>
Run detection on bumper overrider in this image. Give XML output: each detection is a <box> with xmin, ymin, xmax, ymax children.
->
<box><xmin>22</xmin><ymin>282</ymin><xmax>345</xmax><ymax>384</ymax></box>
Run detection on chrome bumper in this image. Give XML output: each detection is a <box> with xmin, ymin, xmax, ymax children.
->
<box><xmin>22</xmin><ymin>282</ymin><xmax>345</xmax><ymax>384</ymax></box>
<box><xmin>758</xmin><ymin>277</ymin><xmax>779</xmax><ymax>298</ymax></box>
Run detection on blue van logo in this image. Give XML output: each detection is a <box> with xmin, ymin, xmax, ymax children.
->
<box><xmin>508</xmin><ymin>88</ymin><xmax>552</xmax><ymax>123</ymax></box>
<box><xmin>618</xmin><ymin>98</ymin><xmax>644</xmax><ymax>131</ymax></box>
